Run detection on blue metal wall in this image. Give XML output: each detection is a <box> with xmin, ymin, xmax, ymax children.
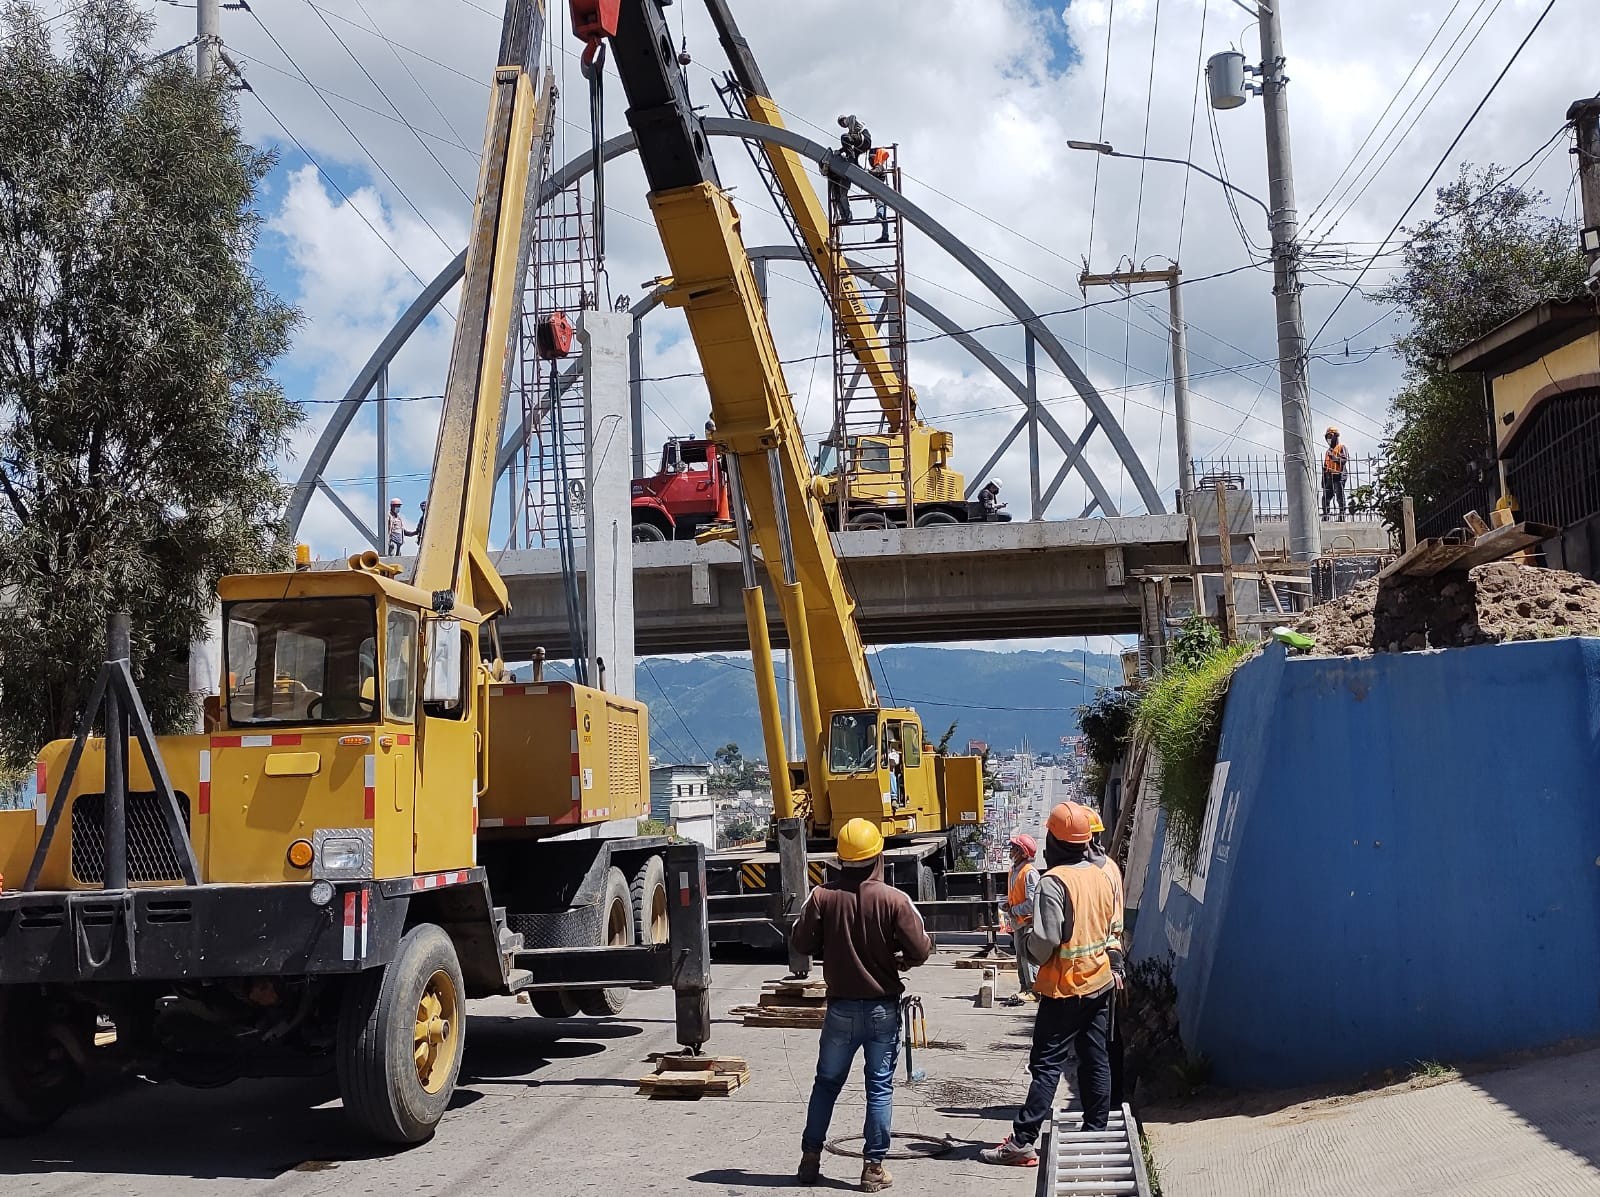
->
<box><xmin>1129</xmin><ymin>638</ymin><xmax>1600</xmax><ymax>1088</ymax></box>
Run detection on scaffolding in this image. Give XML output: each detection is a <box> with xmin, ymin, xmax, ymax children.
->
<box><xmin>827</xmin><ymin>144</ymin><xmax>913</xmax><ymax>530</ymax></box>
<box><xmin>509</xmin><ymin>85</ymin><xmax>597</xmax><ymax>551</ymax></box>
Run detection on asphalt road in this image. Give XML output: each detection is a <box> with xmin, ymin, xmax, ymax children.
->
<box><xmin>3</xmin><ymin>959</ymin><xmax>1049</xmax><ymax>1197</ymax></box>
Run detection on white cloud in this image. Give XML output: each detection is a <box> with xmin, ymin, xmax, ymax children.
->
<box><xmin>137</xmin><ymin>0</ymin><xmax>1589</xmax><ymax>566</ymax></box>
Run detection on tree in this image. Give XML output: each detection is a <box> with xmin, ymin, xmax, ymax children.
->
<box><xmin>1366</xmin><ymin>164</ymin><xmax>1586</xmax><ymax>529</ymax></box>
<box><xmin>713</xmin><ymin>742</ymin><xmax>742</xmax><ymax>769</ymax></box>
<box><xmin>0</xmin><ymin>1</ymin><xmax>300</xmax><ymax>768</ymax></box>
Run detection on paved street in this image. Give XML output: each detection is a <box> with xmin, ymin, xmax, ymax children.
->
<box><xmin>2</xmin><ymin>957</ymin><xmax>1047</xmax><ymax>1197</ymax></box>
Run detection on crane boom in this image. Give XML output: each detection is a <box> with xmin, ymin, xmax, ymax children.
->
<box><xmin>702</xmin><ymin>0</ymin><xmax>916</xmax><ymax>434</ymax></box>
<box><xmin>412</xmin><ymin>0</ymin><xmax>546</xmax><ymax>620</ymax></box>
<box><xmin>606</xmin><ymin>0</ymin><xmax>877</xmax><ymax>739</ymax></box>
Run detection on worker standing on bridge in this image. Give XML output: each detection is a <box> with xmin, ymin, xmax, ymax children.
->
<box><xmin>1322</xmin><ymin>426</ymin><xmax>1350</xmax><ymax>521</ymax></box>
<box><xmin>385</xmin><ymin>498</ymin><xmax>410</xmax><ymax>556</ymax></box>
<box><xmin>793</xmin><ymin>817</ymin><xmax>933</xmax><ymax>1192</ymax></box>
<box><xmin>1001</xmin><ymin>833</ymin><xmax>1039</xmax><ymax>1006</ymax></box>
<box><xmin>869</xmin><ymin>145</ymin><xmax>893</xmax><ymax>242</ymax></box>
<box><xmin>980</xmin><ymin>803</ymin><xmax>1118</xmax><ymax>1168</ymax></box>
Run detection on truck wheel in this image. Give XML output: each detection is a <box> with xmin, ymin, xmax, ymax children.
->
<box><xmin>576</xmin><ymin>868</ymin><xmax>635</xmax><ymax>1016</ymax></box>
<box><xmin>847</xmin><ymin>512</ymin><xmax>890</xmax><ymax>531</ymax></box>
<box><xmin>632</xmin><ymin>520</ymin><xmax>667</xmax><ymax>543</ymax></box>
<box><xmin>529</xmin><ymin>990</ymin><xmax>580</xmax><ymax>1019</ymax></box>
<box><xmin>916</xmin><ymin>864</ymin><xmax>937</xmax><ymax>902</ymax></box>
<box><xmin>632</xmin><ymin>855</ymin><xmax>669</xmax><ymax>945</ymax></box>
<box><xmin>337</xmin><ymin>924</ymin><xmax>466</xmax><ymax>1145</ymax></box>
<box><xmin>0</xmin><ymin>988</ymin><xmax>83</xmax><ymax>1137</ymax></box>
<box><xmin>915</xmin><ymin>509</ymin><xmax>958</xmax><ymax>527</ymax></box>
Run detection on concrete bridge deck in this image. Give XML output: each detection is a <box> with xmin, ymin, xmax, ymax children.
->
<box><xmin>485</xmin><ymin>516</ymin><xmax>1191</xmax><ymax>657</ymax></box>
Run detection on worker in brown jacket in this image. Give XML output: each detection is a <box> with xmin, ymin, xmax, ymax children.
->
<box><xmin>793</xmin><ymin>818</ymin><xmax>933</xmax><ymax>1193</ymax></box>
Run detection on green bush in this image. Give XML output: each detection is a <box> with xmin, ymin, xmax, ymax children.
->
<box><xmin>1076</xmin><ymin>687</ymin><xmax>1141</xmax><ymax>804</ymax></box>
<box><xmin>1135</xmin><ymin>643</ymin><xmax>1250</xmax><ymax>870</ymax></box>
<box><xmin>1168</xmin><ymin>616</ymin><xmax>1223</xmax><ymax>672</ymax></box>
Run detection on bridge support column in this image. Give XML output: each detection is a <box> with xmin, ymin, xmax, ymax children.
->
<box><xmin>581</xmin><ymin>311</ymin><xmax>635</xmax><ymax>698</ymax></box>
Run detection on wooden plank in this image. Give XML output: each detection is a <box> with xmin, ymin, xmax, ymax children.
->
<box><xmin>954</xmin><ymin>957</ymin><xmax>1015</xmax><ymax>970</ymax></box>
<box><xmin>1215</xmin><ymin>482</ymin><xmax>1237</xmax><ymax>645</ymax></box>
<box><xmin>1450</xmin><ymin>522</ymin><xmax>1560</xmax><ymax>571</ymax></box>
<box><xmin>743</xmin><ymin>1014</ymin><xmax>826</xmax><ymax>1029</ymax></box>
<box><xmin>759</xmin><ymin>991</ymin><xmax>825</xmax><ymax>1009</ymax></box>
<box><xmin>646</xmin><ymin>1053</ymin><xmax>749</xmax><ymax>1071</ymax></box>
<box><xmin>1402</xmin><ymin>496</ymin><xmax>1417</xmax><ymax>552</ymax></box>
<box><xmin>1377</xmin><ymin>537</ymin><xmax>1467</xmax><ymax>581</ymax></box>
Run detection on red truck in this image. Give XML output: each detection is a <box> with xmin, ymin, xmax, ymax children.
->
<box><xmin>630</xmin><ymin>437</ymin><xmax>728</xmax><ymax>542</ymax></box>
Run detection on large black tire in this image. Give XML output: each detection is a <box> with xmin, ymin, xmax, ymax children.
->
<box><xmin>337</xmin><ymin>924</ymin><xmax>466</xmax><ymax>1145</ymax></box>
<box><xmin>576</xmin><ymin>868</ymin><xmax>635</xmax><ymax>1016</ymax></box>
<box><xmin>847</xmin><ymin>511</ymin><xmax>890</xmax><ymax>531</ymax></box>
<box><xmin>916</xmin><ymin>863</ymin><xmax>937</xmax><ymax>902</ymax></box>
<box><xmin>632</xmin><ymin>520</ymin><xmax>668</xmax><ymax>543</ymax></box>
<box><xmin>0</xmin><ymin>988</ymin><xmax>84</xmax><ymax>1137</ymax></box>
<box><xmin>631</xmin><ymin>855</ymin><xmax>669</xmax><ymax>946</ymax></box>
<box><xmin>529</xmin><ymin>989</ymin><xmax>580</xmax><ymax>1019</ymax></box>
<box><xmin>915</xmin><ymin>509</ymin><xmax>959</xmax><ymax>527</ymax></box>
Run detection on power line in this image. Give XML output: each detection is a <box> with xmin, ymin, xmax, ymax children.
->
<box><xmin>1086</xmin><ymin>0</ymin><xmax>1117</xmax><ymax>271</ymax></box>
<box><xmin>1301</xmin><ymin>0</ymin><xmax>1469</xmax><ymax>231</ymax></box>
<box><xmin>1174</xmin><ymin>0</ymin><xmax>1210</xmax><ymax>264</ymax></box>
<box><xmin>246</xmin><ymin>87</ymin><xmax>445</xmax><ymax>301</ymax></box>
<box><xmin>1306</xmin><ymin>0</ymin><xmax>1507</xmax><ymax>248</ymax></box>
<box><xmin>247</xmin><ymin>4</ymin><xmax>456</xmax><ymax>253</ymax></box>
<box><xmin>640</xmin><ymin>660</ymin><xmax>711</xmax><ymax>763</ymax></box>
<box><xmin>1310</xmin><ymin>14</ymin><xmax>1566</xmax><ymax>362</ymax></box>
<box><xmin>303</xmin><ymin>0</ymin><xmax>472</xmax><ymax>202</ymax></box>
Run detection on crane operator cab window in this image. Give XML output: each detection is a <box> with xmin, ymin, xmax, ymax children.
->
<box><xmin>384</xmin><ymin>608</ymin><xmax>418</xmax><ymax>722</ymax></box>
<box><xmin>224</xmin><ymin>597</ymin><xmax>378</xmax><ymax>725</ymax></box>
<box><xmin>883</xmin><ymin>720</ymin><xmax>904</xmax><ymax>805</ymax></box>
<box><xmin>855</xmin><ymin>440</ymin><xmax>891</xmax><ymax>474</ymax></box>
<box><xmin>815</xmin><ymin>441</ymin><xmax>840</xmax><ymax>477</ymax></box>
<box><xmin>829</xmin><ymin>711</ymin><xmax>881</xmax><ymax>774</ymax></box>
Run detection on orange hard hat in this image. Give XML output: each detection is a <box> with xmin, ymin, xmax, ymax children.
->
<box><xmin>1046</xmin><ymin>802</ymin><xmax>1093</xmax><ymax>844</ymax></box>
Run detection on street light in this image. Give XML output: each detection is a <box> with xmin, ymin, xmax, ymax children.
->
<box><xmin>1066</xmin><ymin>140</ymin><xmax>1271</xmax><ymax>218</ymax></box>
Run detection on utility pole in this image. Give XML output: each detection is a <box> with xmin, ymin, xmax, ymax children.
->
<box><xmin>1256</xmin><ymin>2</ymin><xmax>1320</xmax><ymax>563</ymax></box>
<box><xmin>1569</xmin><ymin>97</ymin><xmax>1600</xmax><ymax>268</ymax></box>
<box><xmin>1080</xmin><ymin>265</ymin><xmax>1194</xmax><ymax>509</ymax></box>
<box><xmin>196</xmin><ymin>0</ymin><xmax>220</xmax><ymax>80</ymax></box>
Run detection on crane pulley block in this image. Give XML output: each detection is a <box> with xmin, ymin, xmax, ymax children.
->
<box><xmin>569</xmin><ymin>0</ymin><xmax>620</xmax><ymax>65</ymax></box>
<box><xmin>537</xmin><ymin>311</ymin><xmax>576</xmax><ymax>360</ymax></box>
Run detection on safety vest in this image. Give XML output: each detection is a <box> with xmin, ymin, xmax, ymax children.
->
<box><xmin>1007</xmin><ymin>861</ymin><xmax>1035</xmax><ymax>923</ymax></box>
<box><xmin>1098</xmin><ymin>855</ymin><xmax>1126</xmax><ymax>952</ymax></box>
<box><xmin>1323</xmin><ymin>444</ymin><xmax>1348</xmax><ymax>475</ymax></box>
<box><xmin>1033</xmin><ymin>862</ymin><xmax>1116</xmax><ymax>999</ymax></box>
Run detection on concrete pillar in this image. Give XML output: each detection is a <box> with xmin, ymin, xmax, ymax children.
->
<box><xmin>580</xmin><ymin>311</ymin><xmax>635</xmax><ymax>699</ymax></box>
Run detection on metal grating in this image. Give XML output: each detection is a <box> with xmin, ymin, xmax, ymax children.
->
<box><xmin>71</xmin><ymin>791</ymin><xmax>193</xmax><ymax>886</ymax></box>
<box><xmin>607</xmin><ymin>712</ymin><xmax>641</xmax><ymax>808</ymax></box>
<box><xmin>1504</xmin><ymin>388</ymin><xmax>1600</xmax><ymax>532</ymax></box>
<box><xmin>1190</xmin><ymin>455</ymin><xmax>1380</xmax><ymax>522</ymax></box>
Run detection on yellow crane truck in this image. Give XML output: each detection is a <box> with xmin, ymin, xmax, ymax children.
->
<box><xmin>0</xmin><ymin>0</ymin><xmax>709</xmax><ymax>1144</ymax></box>
<box><xmin>578</xmin><ymin>0</ymin><xmax>999</xmax><ymax>956</ymax></box>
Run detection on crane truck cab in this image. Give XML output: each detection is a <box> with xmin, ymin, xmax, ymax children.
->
<box><xmin>813</xmin><ymin>426</ymin><xmax>1012</xmax><ymax>530</ymax></box>
<box><xmin>630</xmin><ymin>436</ymin><xmax>727</xmax><ymax>542</ymax></box>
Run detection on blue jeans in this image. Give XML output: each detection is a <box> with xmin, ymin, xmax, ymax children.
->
<box><xmin>802</xmin><ymin>998</ymin><xmax>901</xmax><ymax>1163</ymax></box>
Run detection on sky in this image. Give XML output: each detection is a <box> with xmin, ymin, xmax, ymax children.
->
<box><xmin>115</xmin><ymin>0</ymin><xmax>1590</xmax><ymax>652</ymax></box>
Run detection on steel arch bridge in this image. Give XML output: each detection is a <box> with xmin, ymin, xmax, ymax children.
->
<box><xmin>286</xmin><ymin>117</ymin><xmax>1163</xmax><ymax>546</ymax></box>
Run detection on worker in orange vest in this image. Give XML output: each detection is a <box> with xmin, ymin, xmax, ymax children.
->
<box><xmin>1321</xmin><ymin>425</ymin><xmax>1350</xmax><ymax>521</ymax></box>
<box><xmin>1001</xmin><ymin>832</ymin><xmax>1039</xmax><ymax>1006</ymax></box>
<box><xmin>1080</xmin><ymin>803</ymin><xmax>1128</xmax><ymax>1105</ymax></box>
<box><xmin>980</xmin><ymin>802</ymin><xmax>1119</xmax><ymax>1167</ymax></box>
<box><xmin>868</xmin><ymin>145</ymin><xmax>893</xmax><ymax>242</ymax></box>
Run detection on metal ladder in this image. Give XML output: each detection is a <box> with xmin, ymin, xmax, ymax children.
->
<box><xmin>1035</xmin><ymin>1102</ymin><xmax>1154</xmax><ymax>1197</ymax></box>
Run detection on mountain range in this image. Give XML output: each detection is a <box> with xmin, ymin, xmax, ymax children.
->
<box><xmin>619</xmin><ymin>646</ymin><xmax>1124</xmax><ymax>764</ymax></box>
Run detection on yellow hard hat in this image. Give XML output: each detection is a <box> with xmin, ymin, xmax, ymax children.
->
<box><xmin>837</xmin><ymin>818</ymin><xmax>885</xmax><ymax>862</ymax></box>
<box><xmin>1082</xmin><ymin>804</ymin><xmax>1106</xmax><ymax>834</ymax></box>
<box><xmin>1326</xmin><ymin>425</ymin><xmax>1339</xmax><ymax>437</ymax></box>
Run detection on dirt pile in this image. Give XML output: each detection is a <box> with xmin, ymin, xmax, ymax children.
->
<box><xmin>1295</xmin><ymin>561</ymin><xmax>1600</xmax><ymax>656</ymax></box>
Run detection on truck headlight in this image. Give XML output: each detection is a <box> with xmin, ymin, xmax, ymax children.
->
<box><xmin>312</xmin><ymin>828</ymin><xmax>373</xmax><ymax>880</ymax></box>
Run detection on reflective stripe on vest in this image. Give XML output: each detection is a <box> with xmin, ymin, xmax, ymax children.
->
<box><xmin>1007</xmin><ymin>861</ymin><xmax>1035</xmax><ymax>921</ymax></box>
<box><xmin>1324</xmin><ymin>446</ymin><xmax>1347</xmax><ymax>474</ymax></box>
<box><xmin>1033</xmin><ymin>862</ymin><xmax>1116</xmax><ymax>999</ymax></box>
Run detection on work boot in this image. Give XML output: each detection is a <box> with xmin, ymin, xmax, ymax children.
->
<box><xmin>860</xmin><ymin>1161</ymin><xmax>894</xmax><ymax>1191</ymax></box>
<box><xmin>798</xmin><ymin>1149</ymin><xmax>822</xmax><ymax>1185</ymax></box>
<box><xmin>979</xmin><ymin>1134</ymin><xmax>1039</xmax><ymax>1166</ymax></box>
